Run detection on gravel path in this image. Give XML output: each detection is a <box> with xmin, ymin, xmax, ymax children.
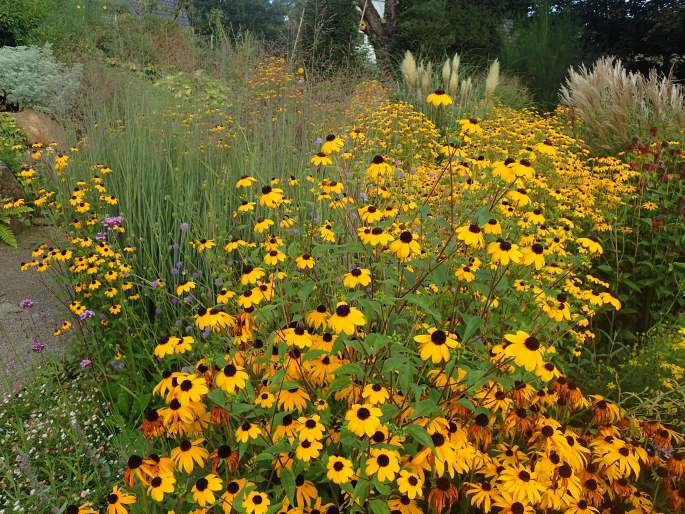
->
<box><xmin>0</xmin><ymin>225</ymin><xmax>66</xmax><ymax>392</ymax></box>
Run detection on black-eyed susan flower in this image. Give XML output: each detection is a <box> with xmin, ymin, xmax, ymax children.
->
<box><xmin>397</xmin><ymin>470</ymin><xmax>424</xmax><ymax>499</ymax></box>
<box><xmin>487</xmin><ymin>240</ymin><xmax>522</xmax><ymax>265</ymax></box>
<box><xmin>426</xmin><ymin>90</ymin><xmax>453</xmax><ymax>107</ymax></box>
<box><xmin>191</xmin><ymin>239</ymin><xmax>215</xmax><ymax>252</ymax></box>
<box><xmin>176</xmin><ymin>280</ymin><xmax>195</xmax><ymax>296</ymax></box>
<box><xmin>388</xmin><ymin>231</ymin><xmax>421</xmax><ymax>259</ymax></box>
<box><xmin>343</xmin><ymin>267</ymin><xmax>371</xmax><ymax>288</ymax></box>
<box><xmin>503</xmin><ymin>331</ymin><xmax>545</xmax><ymax>372</ymax></box>
<box><xmin>235</xmin><ymin>175</ymin><xmax>256</xmax><ymax>188</ymax></box>
<box><xmin>295</xmin><ymin>438</ymin><xmax>323</xmax><ymax>462</ymax></box>
<box><xmin>216</xmin><ymin>363</ymin><xmax>249</xmax><ymax>394</ymax></box>
<box><xmin>521</xmin><ymin>243</ymin><xmax>546</xmax><ymax>269</ymax></box>
<box><xmin>296</xmin><ymin>254</ymin><xmax>315</xmax><ymax>270</ymax></box>
<box><xmin>146</xmin><ymin>473</ymin><xmax>175</xmax><ymax>502</ymax></box>
<box><xmin>366</xmin><ymin>155</ymin><xmax>393</xmax><ymax>178</ymax></box>
<box><xmin>236</xmin><ymin>421</ymin><xmax>262</xmax><ymax>443</ymax></box>
<box><xmin>366</xmin><ymin>448</ymin><xmax>400</xmax><ymax>482</ymax></box>
<box><xmin>465</xmin><ymin>480</ymin><xmax>496</xmax><ymax>513</ymax></box>
<box><xmin>305</xmin><ymin>305</ymin><xmax>328</xmax><ymax>329</ymax></box>
<box><xmin>311</xmin><ymin>152</ymin><xmax>332</xmax><ymax>166</ymax></box>
<box><xmin>345</xmin><ymin>403</ymin><xmax>382</xmax><ymax>437</ymax></box>
<box><xmin>106</xmin><ymin>486</ymin><xmax>136</xmax><ymax>514</ymax></box>
<box><xmin>243</xmin><ymin>491</ymin><xmax>270</xmax><ymax>514</ymax></box>
<box><xmin>327</xmin><ymin>456</ymin><xmax>354</xmax><ymax>484</ymax></box>
<box><xmin>362</xmin><ymin>383</ymin><xmax>389</xmax><ymax>405</ymax></box>
<box><xmin>321</xmin><ymin>134</ymin><xmax>344</xmax><ymax>154</ymax></box>
<box><xmin>414</xmin><ymin>328</ymin><xmax>460</xmax><ymax>363</ymax></box>
<box><xmin>457</xmin><ymin>223</ymin><xmax>485</xmax><ymax>248</ymax></box>
<box><xmin>328</xmin><ymin>302</ymin><xmax>365</xmax><ymax>335</ymax></box>
<box><xmin>192</xmin><ymin>473</ymin><xmax>222</xmax><ymax>506</ymax></box>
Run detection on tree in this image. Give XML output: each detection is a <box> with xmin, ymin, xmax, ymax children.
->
<box><xmin>188</xmin><ymin>0</ymin><xmax>293</xmax><ymax>42</ymax></box>
<box><xmin>296</xmin><ymin>0</ymin><xmax>363</xmax><ymax>70</ymax></box>
<box><xmin>355</xmin><ymin>0</ymin><xmax>399</xmax><ymax>73</ymax></box>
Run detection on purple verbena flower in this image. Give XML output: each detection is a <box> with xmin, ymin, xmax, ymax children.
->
<box><xmin>19</xmin><ymin>299</ymin><xmax>34</xmax><ymax>309</ymax></box>
<box><xmin>31</xmin><ymin>342</ymin><xmax>46</xmax><ymax>352</ymax></box>
<box><xmin>79</xmin><ymin>310</ymin><xmax>96</xmax><ymax>320</ymax></box>
<box><xmin>79</xmin><ymin>359</ymin><xmax>92</xmax><ymax>368</ymax></box>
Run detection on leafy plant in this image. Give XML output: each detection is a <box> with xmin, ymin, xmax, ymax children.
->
<box><xmin>0</xmin><ymin>44</ymin><xmax>82</xmax><ymax>116</ymax></box>
<box><xmin>0</xmin><ymin>200</ymin><xmax>32</xmax><ymax>248</ymax></box>
<box><xmin>593</xmin><ymin>135</ymin><xmax>685</xmax><ymax>339</ymax></box>
<box><xmin>500</xmin><ymin>0</ymin><xmax>585</xmax><ymax>109</ymax></box>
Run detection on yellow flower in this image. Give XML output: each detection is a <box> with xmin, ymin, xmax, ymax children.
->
<box><xmin>216</xmin><ymin>363</ymin><xmax>249</xmax><ymax>394</ymax></box>
<box><xmin>414</xmin><ymin>327</ymin><xmax>460</xmax><ymax>363</ymax></box>
<box><xmin>345</xmin><ymin>403</ymin><xmax>382</xmax><ymax>437</ymax></box>
<box><xmin>427</xmin><ymin>89</ymin><xmax>453</xmax><ymax>107</ymax></box>
<box><xmin>176</xmin><ymin>281</ymin><xmax>195</xmax><ymax>296</ymax></box>
<box><xmin>457</xmin><ymin>224</ymin><xmax>484</xmax><ymax>248</ymax></box>
<box><xmin>170</xmin><ymin>439</ymin><xmax>208</xmax><ymax>473</ymax></box>
<box><xmin>503</xmin><ymin>331</ymin><xmax>545</xmax><ymax>372</ymax></box>
<box><xmin>243</xmin><ymin>491</ymin><xmax>270</xmax><ymax>514</ymax></box>
<box><xmin>388</xmin><ymin>231</ymin><xmax>421</xmax><ymax>260</ymax></box>
<box><xmin>343</xmin><ymin>267</ymin><xmax>371</xmax><ymax>288</ymax></box>
<box><xmin>235</xmin><ymin>175</ymin><xmax>256</xmax><ymax>188</ymax></box>
<box><xmin>192</xmin><ymin>474</ymin><xmax>223</xmax><ymax>506</ymax></box>
<box><xmin>106</xmin><ymin>486</ymin><xmax>136</xmax><ymax>514</ymax></box>
<box><xmin>311</xmin><ymin>152</ymin><xmax>332</xmax><ymax>166</ymax></box>
<box><xmin>487</xmin><ymin>240</ymin><xmax>522</xmax><ymax>265</ymax></box>
<box><xmin>365</xmin><ymin>448</ymin><xmax>400</xmax><ymax>481</ymax></box>
<box><xmin>328</xmin><ymin>302</ymin><xmax>366</xmax><ymax>335</ymax></box>
<box><xmin>397</xmin><ymin>470</ymin><xmax>424</xmax><ymax>499</ymax></box>
<box><xmin>147</xmin><ymin>473</ymin><xmax>175</xmax><ymax>502</ymax></box>
<box><xmin>327</xmin><ymin>456</ymin><xmax>354</xmax><ymax>484</ymax></box>
<box><xmin>321</xmin><ymin>134</ymin><xmax>344</xmax><ymax>154</ymax></box>
<box><xmin>296</xmin><ymin>254</ymin><xmax>315</xmax><ymax>270</ymax></box>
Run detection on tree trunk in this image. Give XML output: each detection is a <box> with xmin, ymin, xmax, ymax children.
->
<box><xmin>355</xmin><ymin>0</ymin><xmax>400</xmax><ymax>75</ymax></box>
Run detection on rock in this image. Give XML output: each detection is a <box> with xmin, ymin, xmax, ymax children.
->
<box><xmin>8</xmin><ymin>109</ymin><xmax>63</xmax><ymax>146</ymax></box>
<box><xmin>0</xmin><ymin>161</ymin><xmax>24</xmax><ymax>200</ymax></box>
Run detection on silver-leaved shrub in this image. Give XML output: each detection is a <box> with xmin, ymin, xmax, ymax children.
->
<box><xmin>0</xmin><ymin>44</ymin><xmax>82</xmax><ymax>116</ymax></box>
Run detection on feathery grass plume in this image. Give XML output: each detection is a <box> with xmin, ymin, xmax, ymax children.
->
<box><xmin>441</xmin><ymin>59</ymin><xmax>451</xmax><ymax>87</ymax></box>
<box><xmin>420</xmin><ymin>61</ymin><xmax>433</xmax><ymax>95</ymax></box>
<box><xmin>460</xmin><ymin>77</ymin><xmax>473</xmax><ymax>99</ymax></box>
<box><xmin>560</xmin><ymin>56</ymin><xmax>685</xmax><ymax>151</ymax></box>
<box><xmin>451</xmin><ymin>52</ymin><xmax>461</xmax><ymax>75</ymax></box>
<box><xmin>448</xmin><ymin>53</ymin><xmax>461</xmax><ymax>97</ymax></box>
<box><xmin>401</xmin><ymin>50</ymin><xmax>418</xmax><ymax>90</ymax></box>
<box><xmin>484</xmin><ymin>58</ymin><xmax>500</xmax><ymax>98</ymax></box>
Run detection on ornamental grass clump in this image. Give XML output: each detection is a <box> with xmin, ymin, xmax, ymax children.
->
<box><xmin>560</xmin><ymin>57</ymin><xmax>685</xmax><ymax>151</ymax></box>
<box><xmin>399</xmin><ymin>51</ymin><xmax>501</xmax><ymax>121</ymax></box>
<box><xmin>19</xmin><ymin>56</ymin><xmax>685</xmax><ymax>513</ymax></box>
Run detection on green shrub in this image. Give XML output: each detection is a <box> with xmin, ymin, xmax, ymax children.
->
<box><xmin>0</xmin><ymin>113</ymin><xmax>26</xmax><ymax>173</ymax></box>
<box><xmin>593</xmin><ymin>136</ymin><xmax>685</xmax><ymax>339</ymax></box>
<box><xmin>576</xmin><ymin>322</ymin><xmax>685</xmax><ymax>431</ymax></box>
<box><xmin>0</xmin><ymin>45</ymin><xmax>82</xmax><ymax>116</ymax></box>
<box><xmin>500</xmin><ymin>0</ymin><xmax>585</xmax><ymax>109</ymax></box>
<box><xmin>0</xmin><ymin>0</ymin><xmax>42</xmax><ymax>46</ymax></box>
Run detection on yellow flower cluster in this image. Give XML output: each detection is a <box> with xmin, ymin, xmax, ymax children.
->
<box><xmin>22</xmin><ymin>71</ymin><xmax>684</xmax><ymax>514</ymax></box>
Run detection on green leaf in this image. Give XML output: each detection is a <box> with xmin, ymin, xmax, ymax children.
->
<box><xmin>0</xmin><ymin>223</ymin><xmax>17</xmax><ymax>248</ymax></box>
<box><xmin>369</xmin><ymin>499</ymin><xmax>390</xmax><ymax>514</ymax></box>
<box><xmin>460</xmin><ymin>314</ymin><xmax>482</xmax><ymax>343</ymax></box>
<box><xmin>281</xmin><ymin>468</ymin><xmax>296</xmax><ymax>504</ymax></box>
<box><xmin>405</xmin><ymin>423</ymin><xmax>435</xmax><ymax>450</ymax></box>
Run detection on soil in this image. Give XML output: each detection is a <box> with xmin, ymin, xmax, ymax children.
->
<box><xmin>0</xmin><ymin>225</ymin><xmax>67</xmax><ymax>392</ymax></box>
